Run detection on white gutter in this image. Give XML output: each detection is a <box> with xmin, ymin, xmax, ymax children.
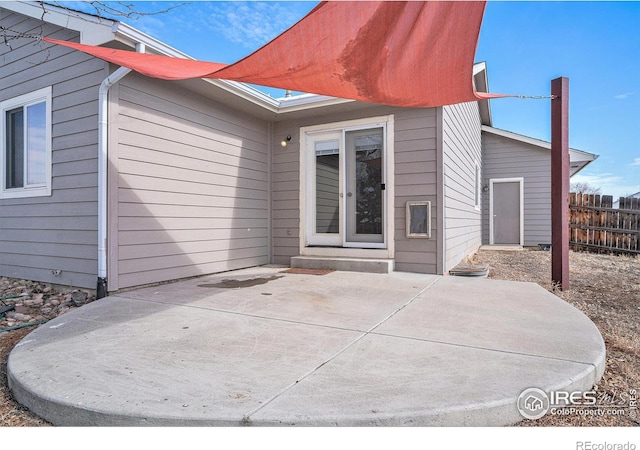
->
<box><xmin>96</xmin><ymin>42</ymin><xmax>145</xmax><ymax>298</ymax></box>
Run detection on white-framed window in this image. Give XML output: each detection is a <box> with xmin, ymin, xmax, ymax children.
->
<box><xmin>1</xmin><ymin>87</ymin><xmax>52</xmax><ymax>199</ymax></box>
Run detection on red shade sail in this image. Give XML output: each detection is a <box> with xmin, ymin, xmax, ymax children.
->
<box><xmin>43</xmin><ymin>1</ymin><xmax>504</xmax><ymax>108</ymax></box>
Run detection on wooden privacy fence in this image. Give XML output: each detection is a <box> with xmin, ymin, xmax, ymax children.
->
<box><xmin>569</xmin><ymin>193</ymin><xmax>640</xmax><ymax>255</ymax></box>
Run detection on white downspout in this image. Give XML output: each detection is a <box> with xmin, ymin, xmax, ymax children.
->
<box><xmin>97</xmin><ymin>42</ymin><xmax>145</xmax><ymax>298</ymax></box>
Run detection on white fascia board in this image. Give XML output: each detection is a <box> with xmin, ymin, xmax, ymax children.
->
<box><xmin>115</xmin><ymin>22</ymin><xmax>357</xmax><ymax>112</ymax></box>
<box><xmin>473</xmin><ymin>61</ymin><xmax>487</xmax><ymax>77</ymax></box>
<box><xmin>219</xmin><ymin>80</ymin><xmax>281</xmax><ymax>109</ymax></box>
<box><xmin>3</xmin><ymin>1</ymin><xmax>115</xmax><ymax>45</ymax></box>
<box><xmin>277</xmin><ymin>94</ymin><xmax>355</xmax><ymax>112</ymax></box>
<box><xmin>472</xmin><ymin>62</ymin><xmax>492</xmax><ymax>127</ymax></box>
<box><xmin>112</xmin><ymin>22</ymin><xmax>190</xmax><ymax>58</ymax></box>
<box><xmin>112</xmin><ymin>22</ymin><xmax>281</xmax><ymax>111</ymax></box>
<box><xmin>483</xmin><ymin>125</ymin><xmax>598</xmax><ymax>177</ymax></box>
<box><xmin>114</xmin><ymin>22</ymin><xmax>354</xmax><ymax>113</ymax></box>
<box><xmin>482</xmin><ymin>125</ymin><xmax>554</xmax><ymax>149</ymax></box>
<box><xmin>482</xmin><ymin>125</ymin><xmax>598</xmax><ymax>177</ymax></box>
<box><xmin>569</xmin><ymin>148</ymin><xmax>599</xmax><ymax>162</ymax></box>
<box><xmin>482</xmin><ymin>125</ymin><xmax>598</xmax><ymax>162</ymax></box>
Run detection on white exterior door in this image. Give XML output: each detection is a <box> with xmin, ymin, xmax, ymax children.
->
<box><xmin>490</xmin><ymin>178</ymin><xmax>524</xmax><ymax>245</ymax></box>
<box><xmin>304</xmin><ymin>125</ymin><xmax>386</xmax><ymax>249</ymax></box>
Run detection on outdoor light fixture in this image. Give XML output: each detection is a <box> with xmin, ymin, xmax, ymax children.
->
<box><xmin>281</xmin><ymin>135</ymin><xmax>292</xmax><ymax>147</ymax></box>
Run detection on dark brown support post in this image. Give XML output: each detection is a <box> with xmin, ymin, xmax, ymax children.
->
<box><xmin>551</xmin><ymin>77</ymin><xmax>570</xmax><ymax>290</ymax></box>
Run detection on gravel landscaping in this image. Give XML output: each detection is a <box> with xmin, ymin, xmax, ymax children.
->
<box><xmin>1</xmin><ymin>278</ymin><xmax>95</xmax><ymax>426</ymax></box>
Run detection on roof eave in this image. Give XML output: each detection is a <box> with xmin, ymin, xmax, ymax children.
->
<box><xmin>473</xmin><ymin>62</ymin><xmax>492</xmax><ymax>126</ymax></box>
<box><xmin>3</xmin><ymin>1</ymin><xmax>115</xmax><ymax>45</ymax></box>
<box><xmin>481</xmin><ymin>125</ymin><xmax>599</xmax><ymax>176</ymax></box>
<box><xmin>112</xmin><ymin>23</ymin><xmax>357</xmax><ymax>113</ymax></box>
<box><xmin>110</xmin><ymin>22</ymin><xmax>285</xmax><ymax>112</ymax></box>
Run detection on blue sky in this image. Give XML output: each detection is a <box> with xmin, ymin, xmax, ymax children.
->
<box><xmin>75</xmin><ymin>1</ymin><xmax>639</xmax><ymax>199</ymax></box>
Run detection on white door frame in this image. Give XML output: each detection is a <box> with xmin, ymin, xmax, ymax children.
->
<box><xmin>299</xmin><ymin>115</ymin><xmax>395</xmax><ymax>258</ymax></box>
<box><xmin>304</xmin><ymin>130</ymin><xmax>343</xmax><ymax>247</ymax></box>
<box><xmin>489</xmin><ymin>177</ymin><xmax>524</xmax><ymax>246</ymax></box>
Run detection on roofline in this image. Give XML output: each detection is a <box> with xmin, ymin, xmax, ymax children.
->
<box><xmin>481</xmin><ymin>125</ymin><xmax>599</xmax><ymax>176</ymax></box>
<box><xmin>111</xmin><ymin>22</ymin><xmax>291</xmax><ymax>112</ymax></box>
<box><xmin>473</xmin><ymin>62</ymin><xmax>492</xmax><ymax>126</ymax></box>
<box><xmin>481</xmin><ymin>125</ymin><xmax>597</xmax><ymax>157</ymax></box>
<box><xmin>113</xmin><ymin>21</ymin><xmax>355</xmax><ymax>114</ymax></box>
<box><xmin>277</xmin><ymin>94</ymin><xmax>355</xmax><ymax>111</ymax></box>
<box><xmin>2</xmin><ymin>1</ymin><xmax>115</xmax><ymax>45</ymax></box>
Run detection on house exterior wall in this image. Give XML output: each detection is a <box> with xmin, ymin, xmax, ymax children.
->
<box><xmin>393</xmin><ymin>108</ymin><xmax>439</xmax><ymax>273</ymax></box>
<box><xmin>481</xmin><ymin>132</ymin><xmax>551</xmax><ymax>246</ymax></box>
<box><xmin>441</xmin><ymin>101</ymin><xmax>482</xmax><ymax>272</ymax></box>
<box><xmin>0</xmin><ymin>10</ymin><xmax>107</xmax><ymax>289</ymax></box>
<box><xmin>271</xmin><ymin>106</ymin><xmax>439</xmax><ymax>273</ymax></box>
<box><xmin>109</xmin><ymin>74</ymin><xmax>270</xmax><ymax>290</ymax></box>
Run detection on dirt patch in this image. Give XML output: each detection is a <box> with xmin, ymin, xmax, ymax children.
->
<box><xmin>1</xmin><ymin>327</ymin><xmax>50</xmax><ymax>426</ymax></box>
<box><xmin>472</xmin><ymin>248</ymin><xmax>640</xmax><ymax>426</ymax></box>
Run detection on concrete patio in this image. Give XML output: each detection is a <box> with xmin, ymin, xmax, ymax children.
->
<box><xmin>7</xmin><ymin>267</ymin><xmax>605</xmax><ymax>426</ymax></box>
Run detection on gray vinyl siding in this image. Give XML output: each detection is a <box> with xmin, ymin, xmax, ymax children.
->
<box><xmin>393</xmin><ymin>108</ymin><xmax>438</xmax><ymax>273</ymax></box>
<box><xmin>271</xmin><ymin>106</ymin><xmax>439</xmax><ymax>273</ymax></box>
<box><xmin>481</xmin><ymin>132</ymin><xmax>551</xmax><ymax>246</ymax></box>
<box><xmin>441</xmin><ymin>101</ymin><xmax>482</xmax><ymax>272</ymax></box>
<box><xmin>271</xmin><ymin>119</ymin><xmax>300</xmax><ymax>266</ymax></box>
<box><xmin>111</xmin><ymin>74</ymin><xmax>270</xmax><ymax>290</ymax></box>
<box><xmin>0</xmin><ymin>10</ymin><xmax>107</xmax><ymax>289</ymax></box>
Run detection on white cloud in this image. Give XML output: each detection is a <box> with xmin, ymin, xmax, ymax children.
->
<box><xmin>571</xmin><ymin>173</ymin><xmax>623</xmax><ymax>186</ymax></box>
<box><xmin>631</xmin><ymin>157</ymin><xmax>640</xmax><ymax>166</ymax></box>
<box><xmin>614</xmin><ymin>92</ymin><xmax>634</xmax><ymax>100</ymax></box>
<box><xmin>201</xmin><ymin>2</ymin><xmax>308</xmax><ymax>50</ymax></box>
<box><xmin>131</xmin><ymin>15</ymin><xmax>168</xmax><ymax>38</ymax></box>
<box><xmin>571</xmin><ymin>172</ymin><xmax>639</xmax><ymax>200</ymax></box>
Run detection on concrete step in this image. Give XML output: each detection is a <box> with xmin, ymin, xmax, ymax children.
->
<box><xmin>291</xmin><ymin>256</ymin><xmax>394</xmax><ymax>274</ymax></box>
<box><xmin>449</xmin><ymin>262</ymin><xmax>489</xmax><ymax>278</ymax></box>
<box><xmin>479</xmin><ymin>245</ymin><xmax>523</xmax><ymax>251</ymax></box>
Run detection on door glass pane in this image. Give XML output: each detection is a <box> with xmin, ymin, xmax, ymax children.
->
<box><xmin>351</xmin><ymin>129</ymin><xmax>383</xmax><ymax>237</ymax></box>
<box><xmin>6</xmin><ymin>108</ymin><xmax>24</xmax><ymax>189</ymax></box>
<box><xmin>26</xmin><ymin>102</ymin><xmax>47</xmax><ymax>186</ymax></box>
<box><xmin>315</xmin><ymin>139</ymin><xmax>340</xmax><ymax>234</ymax></box>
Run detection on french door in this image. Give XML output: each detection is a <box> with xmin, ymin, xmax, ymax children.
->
<box><xmin>306</xmin><ymin>125</ymin><xmax>386</xmax><ymax>248</ymax></box>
